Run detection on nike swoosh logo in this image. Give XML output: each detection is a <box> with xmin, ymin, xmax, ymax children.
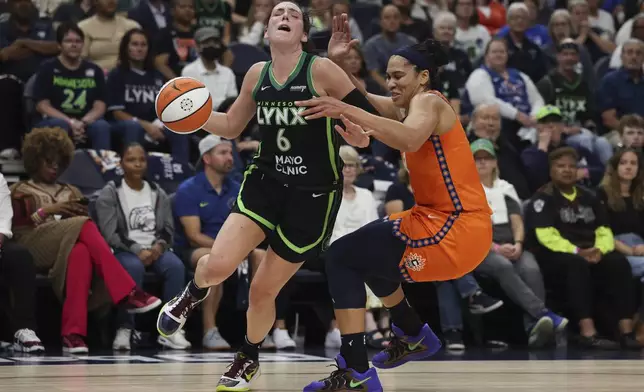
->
<box><xmin>408</xmin><ymin>336</ymin><xmax>425</xmax><ymax>351</ymax></box>
<box><xmin>171</xmin><ymin>81</ymin><xmax>181</xmax><ymax>91</ymax></box>
<box><xmin>244</xmin><ymin>366</ymin><xmax>258</xmax><ymax>381</ymax></box>
<box><xmin>261</xmin><ymin>86</ymin><xmax>270</xmax><ymax>91</ymax></box>
<box><xmin>312</xmin><ymin>193</ymin><xmax>325</xmax><ymax>198</ymax></box>
<box><xmin>349</xmin><ymin>377</ymin><xmax>371</xmax><ymax>388</ymax></box>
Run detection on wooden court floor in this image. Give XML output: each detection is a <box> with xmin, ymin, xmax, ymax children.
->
<box><xmin>1</xmin><ymin>358</ymin><xmax>643</xmax><ymax>391</ymax></box>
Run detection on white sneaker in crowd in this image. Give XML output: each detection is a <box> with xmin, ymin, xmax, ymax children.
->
<box><xmin>272</xmin><ymin>328</ymin><xmax>296</xmax><ymax>350</ymax></box>
<box><xmin>324</xmin><ymin>328</ymin><xmax>342</xmax><ymax>349</ymax></box>
<box><xmin>158</xmin><ymin>330</ymin><xmax>192</xmax><ymax>350</ymax></box>
<box><xmin>203</xmin><ymin>327</ymin><xmax>231</xmax><ymax>350</ymax></box>
<box><xmin>112</xmin><ymin>328</ymin><xmax>132</xmax><ymax>351</ymax></box>
<box><xmin>13</xmin><ymin>329</ymin><xmax>45</xmax><ymax>353</ymax></box>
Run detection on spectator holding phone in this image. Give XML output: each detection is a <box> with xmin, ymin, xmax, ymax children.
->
<box><xmin>96</xmin><ymin>142</ymin><xmax>188</xmax><ymax>351</ymax></box>
<box><xmin>10</xmin><ymin>127</ymin><xmax>161</xmax><ymax>354</ymax></box>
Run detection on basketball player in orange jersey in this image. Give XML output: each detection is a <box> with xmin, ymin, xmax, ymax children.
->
<box><xmin>296</xmin><ymin>16</ymin><xmax>497</xmax><ymax>391</ymax></box>
<box><xmin>156</xmin><ymin>3</ymin><xmax>382</xmax><ymax>391</ymax></box>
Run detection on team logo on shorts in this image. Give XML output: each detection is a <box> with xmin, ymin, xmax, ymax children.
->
<box><xmin>404</xmin><ymin>253</ymin><xmax>426</xmax><ymax>272</ymax></box>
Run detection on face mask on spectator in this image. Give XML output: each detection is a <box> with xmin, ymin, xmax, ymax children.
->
<box><xmin>201</xmin><ymin>46</ymin><xmax>225</xmax><ymax>62</ymax></box>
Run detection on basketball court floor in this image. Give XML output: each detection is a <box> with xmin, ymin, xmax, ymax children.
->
<box><xmin>1</xmin><ymin>349</ymin><xmax>643</xmax><ymax>391</ymax></box>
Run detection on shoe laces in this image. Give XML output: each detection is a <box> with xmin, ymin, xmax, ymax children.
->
<box><xmin>384</xmin><ymin>335</ymin><xmax>407</xmax><ymax>359</ymax></box>
<box><xmin>319</xmin><ymin>364</ymin><xmax>350</xmax><ymax>387</ymax></box>
<box><xmin>223</xmin><ymin>353</ymin><xmax>253</xmax><ymax>379</ymax></box>
<box><xmin>168</xmin><ymin>289</ymin><xmax>194</xmax><ymax>319</ymax></box>
<box><xmin>15</xmin><ymin>329</ymin><xmax>39</xmax><ymax>342</ymax></box>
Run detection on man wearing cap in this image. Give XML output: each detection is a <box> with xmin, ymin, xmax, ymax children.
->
<box><xmin>521</xmin><ymin>105</ymin><xmax>604</xmax><ymax>192</ymax></box>
<box><xmin>173</xmin><ymin>135</ymin><xmax>264</xmax><ymax>349</ymax></box>
<box><xmin>537</xmin><ymin>39</ymin><xmax>613</xmax><ymax>165</ymax></box>
<box><xmin>471</xmin><ymin>138</ymin><xmax>568</xmax><ymax>348</ymax></box>
<box><xmin>182</xmin><ymin>27</ymin><xmax>237</xmax><ymax>111</ymax></box>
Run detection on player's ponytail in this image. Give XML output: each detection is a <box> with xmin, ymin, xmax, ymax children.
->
<box><xmin>394</xmin><ymin>39</ymin><xmax>451</xmax><ymax>90</ymax></box>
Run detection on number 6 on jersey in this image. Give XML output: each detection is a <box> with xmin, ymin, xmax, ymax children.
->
<box><xmin>277</xmin><ymin>128</ymin><xmax>291</xmax><ymax>152</ymax></box>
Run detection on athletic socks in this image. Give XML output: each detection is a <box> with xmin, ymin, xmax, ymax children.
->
<box><xmin>240</xmin><ymin>336</ymin><xmax>263</xmax><ymax>361</ymax></box>
<box><xmin>388</xmin><ymin>298</ymin><xmax>424</xmax><ymax>337</ymax></box>
<box><xmin>340</xmin><ymin>333</ymin><xmax>369</xmax><ymax>373</ymax></box>
<box><xmin>188</xmin><ymin>279</ymin><xmax>209</xmax><ymax>300</ymax></box>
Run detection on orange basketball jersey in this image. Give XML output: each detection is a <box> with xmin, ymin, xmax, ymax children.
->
<box><xmin>389</xmin><ymin>91</ymin><xmax>492</xmax><ymax>283</ymax></box>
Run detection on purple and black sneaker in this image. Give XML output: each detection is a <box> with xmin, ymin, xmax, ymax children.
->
<box><xmin>371</xmin><ymin>323</ymin><xmax>441</xmax><ymax>369</ymax></box>
<box><xmin>303</xmin><ymin>354</ymin><xmax>383</xmax><ymax>392</ymax></box>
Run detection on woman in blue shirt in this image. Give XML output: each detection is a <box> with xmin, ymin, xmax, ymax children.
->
<box><xmin>107</xmin><ymin>29</ymin><xmax>190</xmax><ymax>163</ymax></box>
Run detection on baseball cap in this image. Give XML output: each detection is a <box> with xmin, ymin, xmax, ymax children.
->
<box><xmin>556</xmin><ymin>38</ymin><xmax>580</xmax><ymax>53</ymax></box>
<box><xmin>194</xmin><ymin>27</ymin><xmax>221</xmax><ymax>44</ymax></box>
<box><xmin>199</xmin><ymin>135</ymin><xmax>229</xmax><ymax>156</ymax></box>
<box><xmin>535</xmin><ymin>105</ymin><xmax>563</xmax><ymax>123</ymax></box>
<box><xmin>470</xmin><ymin>139</ymin><xmax>496</xmax><ymax>158</ymax></box>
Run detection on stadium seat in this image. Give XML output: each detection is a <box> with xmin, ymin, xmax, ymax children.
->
<box><xmin>310</xmin><ymin>30</ymin><xmax>331</xmax><ymax>54</ymax></box>
<box><xmin>146</xmin><ymin>152</ymin><xmax>195</xmax><ymax>194</ymax></box>
<box><xmin>229</xmin><ymin>43</ymin><xmax>271</xmax><ymax>89</ymax></box>
<box><xmin>350</xmin><ymin>3</ymin><xmax>381</xmax><ymax>41</ymax></box>
<box><xmin>58</xmin><ymin>150</ymin><xmax>109</xmax><ymax>195</ymax></box>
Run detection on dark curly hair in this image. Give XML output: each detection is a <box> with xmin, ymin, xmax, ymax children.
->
<box><xmin>22</xmin><ymin>127</ymin><xmax>75</xmax><ymax>178</ymax></box>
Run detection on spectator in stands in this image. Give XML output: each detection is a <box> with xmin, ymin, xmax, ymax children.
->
<box><xmin>452</xmin><ymin>0</ymin><xmax>491</xmax><ymax>64</ymax></box>
<box><xmin>127</xmin><ymin>0</ymin><xmax>171</xmax><ymax>38</ymax></box>
<box><xmin>498</xmin><ymin>0</ymin><xmax>550</xmax><ymax>47</ymax></box>
<box><xmin>34</xmin><ymin>23</ymin><xmax>111</xmax><ymax>151</ymax></box>
<box><xmin>472</xmin><ymin>139</ymin><xmax>568</xmax><ymax>347</ymax></box>
<box><xmin>195</xmin><ymin>0</ymin><xmax>231</xmax><ymax>44</ymax></box>
<box><xmin>154</xmin><ymin>0</ymin><xmax>197</xmax><ymax>80</ymax></box>
<box><xmin>52</xmin><ymin>0</ymin><xmax>93</xmax><ymax>30</ymax></box>
<box><xmin>569</xmin><ymin>0</ymin><xmax>616</xmax><ymax>63</ymax></box>
<box><xmin>544</xmin><ymin>9</ymin><xmax>595</xmax><ymax>86</ymax></box>
<box><xmin>309</xmin><ymin>0</ymin><xmax>332</xmax><ymax>34</ymax></box>
<box><xmin>384</xmin><ymin>166</ymin><xmax>414</xmax><ymax>216</ymax></box>
<box><xmin>236</xmin><ymin>0</ymin><xmax>271</xmax><ymax>46</ymax></box>
<box><xmin>0</xmin><ymin>0</ymin><xmax>58</xmax><ymax>83</ymax></box>
<box><xmin>182</xmin><ymin>27</ymin><xmax>237</xmax><ymax>113</ymax></box>
<box><xmin>33</xmin><ymin>0</ymin><xmax>66</xmax><ymax>19</ymax></box>
<box><xmin>391</xmin><ymin>0</ymin><xmax>432</xmax><ymax>42</ymax></box>
<box><xmin>598</xmin><ymin>38</ymin><xmax>644</xmax><ymax>132</ymax></box>
<box><xmin>465</xmin><ymin>38</ymin><xmax>543</xmax><ymax>146</ymax></box>
<box><xmin>432</xmin><ymin>11</ymin><xmax>472</xmax><ymax>111</ymax></box>
<box><xmin>363</xmin><ymin>4</ymin><xmax>417</xmax><ymax>91</ymax></box>
<box><xmin>528</xmin><ymin>147</ymin><xmax>641</xmax><ymax>349</ymax></box>
<box><xmin>615</xmin><ymin>12</ymin><xmax>644</xmax><ymax>46</ymax></box>
<box><xmin>96</xmin><ymin>143</ymin><xmax>188</xmax><ymax>351</ymax></box>
<box><xmin>597</xmin><ymin>148</ymin><xmax>644</xmax><ymax>284</ymax></box>
<box><xmin>0</xmin><ymin>172</ymin><xmax>44</xmax><ymax>353</ymax></box>
<box><xmin>617</xmin><ymin>114</ymin><xmax>644</xmax><ymax>150</ymax></box>
<box><xmin>78</xmin><ymin>0</ymin><xmax>140</xmax><ymax>71</ymax></box>
<box><xmin>108</xmin><ymin>29</ymin><xmax>190</xmax><ymax>162</ymax></box>
<box><xmin>588</xmin><ymin>0</ymin><xmax>615</xmax><ymax>35</ymax></box>
<box><xmin>610</xmin><ymin>14</ymin><xmax>644</xmax><ymax>70</ymax></box>
<box><xmin>10</xmin><ymin>127</ymin><xmax>161</xmax><ymax>353</ymax></box>
<box><xmin>498</xmin><ymin>2</ymin><xmax>549</xmax><ymax>84</ymax></box>
<box><xmin>410</xmin><ymin>0</ymin><xmax>446</xmax><ymax>21</ymax></box>
<box><xmin>522</xmin><ymin>106</ymin><xmax>604</xmax><ymax>192</ymax></box>
<box><xmin>468</xmin><ymin>103</ymin><xmax>531</xmax><ymax>199</ymax></box>
<box><xmin>436</xmin><ymin>273</ymin><xmax>504</xmax><ymax>350</ymax></box>
<box><xmin>331</xmin><ymin>0</ymin><xmax>363</xmax><ymax>43</ymax></box>
<box><xmin>476</xmin><ymin>0</ymin><xmax>506</xmax><ymax>34</ymax></box>
<box><xmin>537</xmin><ymin>38</ymin><xmax>612</xmax><ymax>164</ymax></box>
<box><xmin>173</xmin><ymin>135</ymin><xmax>265</xmax><ymax>349</ymax></box>
<box><xmin>342</xmin><ymin>45</ymin><xmax>386</xmax><ymax>95</ymax></box>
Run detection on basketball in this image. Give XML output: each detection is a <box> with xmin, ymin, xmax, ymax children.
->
<box><xmin>155</xmin><ymin>77</ymin><xmax>213</xmax><ymax>134</ymax></box>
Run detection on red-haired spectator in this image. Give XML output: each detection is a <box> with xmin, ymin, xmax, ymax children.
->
<box><xmin>10</xmin><ymin>127</ymin><xmax>161</xmax><ymax>353</ymax></box>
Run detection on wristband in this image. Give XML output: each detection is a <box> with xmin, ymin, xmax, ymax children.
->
<box><xmin>573</xmin><ymin>247</ymin><xmax>579</xmax><ymax>254</ymax></box>
<box><xmin>492</xmin><ymin>243</ymin><xmax>500</xmax><ymax>252</ymax></box>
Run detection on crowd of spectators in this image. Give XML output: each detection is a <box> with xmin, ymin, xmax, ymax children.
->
<box><xmin>1</xmin><ymin>0</ymin><xmax>644</xmax><ymax>354</ymax></box>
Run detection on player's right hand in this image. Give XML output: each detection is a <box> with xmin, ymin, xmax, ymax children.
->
<box><xmin>335</xmin><ymin>114</ymin><xmax>370</xmax><ymax>148</ymax></box>
<box><xmin>328</xmin><ymin>14</ymin><xmax>359</xmax><ymax>62</ymax></box>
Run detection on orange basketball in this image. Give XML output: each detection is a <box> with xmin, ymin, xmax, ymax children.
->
<box><xmin>155</xmin><ymin>77</ymin><xmax>213</xmax><ymax>134</ymax></box>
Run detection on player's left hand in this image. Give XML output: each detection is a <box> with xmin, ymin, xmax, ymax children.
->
<box><xmin>335</xmin><ymin>114</ymin><xmax>370</xmax><ymax>148</ymax></box>
<box><xmin>296</xmin><ymin>96</ymin><xmax>349</xmax><ymax>120</ymax></box>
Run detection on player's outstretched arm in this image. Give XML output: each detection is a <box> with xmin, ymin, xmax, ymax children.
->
<box><xmin>201</xmin><ymin>62</ymin><xmax>264</xmax><ymax>139</ymax></box>
<box><xmin>327</xmin><ymin>14</ymin><xmax>398</xmax><ymax>120</ymax></box>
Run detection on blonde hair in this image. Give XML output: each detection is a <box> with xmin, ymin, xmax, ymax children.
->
<box><xmin>339</xmin><ymin>145</ymin><xmax>363</xmax><ymax>174</ymax></box>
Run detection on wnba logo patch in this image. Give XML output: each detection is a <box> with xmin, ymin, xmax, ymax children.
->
<box><xmin>404</xmin><ymin>253</ymin><xmax>426</xmax><ymax>272</ymax></box>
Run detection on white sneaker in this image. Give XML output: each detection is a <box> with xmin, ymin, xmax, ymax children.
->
<box><xmin>158</xmin><ymin>330</ymin><xmax>192</xmax><ymax>350</ymax></box>
<box><xmin>324</xmin><ymin>328</ymin><xmax>342</xmax><ymax>349</ymax></box>
<box><xmin>272</xmin><ymin>328</ymin><xmax>296</xmax><ymax>350</ymax></box>
<box><xmin>261</xmin><ymin>334</ymin><xmax>276</xmax><ymax>350</ymax></box>
<box><xmin>203</xmin><ymin>328</ymin><xmax>231</xmax><ymax>350</ymax></box>
<box><xmin>112</xmin><ymin>328</ymin><xmax>131</xmax><ymax>351</ymax></box>
<box><xmin>13</xmin><ymin>329</ymin><xmax>44</xmax><ymax>353</ymax></box>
